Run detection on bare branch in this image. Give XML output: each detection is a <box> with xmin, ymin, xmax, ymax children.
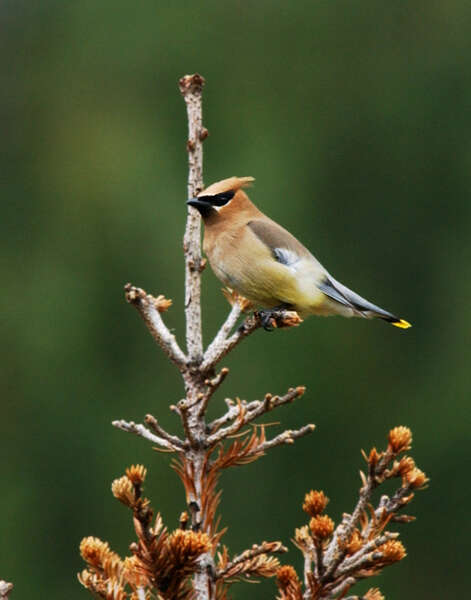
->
<box><xmin>144</xmin><ymin>414</ymin><xmax>187</xmax><ymax>449</ymax></box>
<box><xmin>207</xmin><ymin>387</ymin><xmax>306</xmax><ymax>445</ymax></box>
<box><xmin>334</xmin><ymin>532</ymin><xmax>398</xmax><ymax>579</ymax></box>
<box><xmin>203</xmin><ymin>302</ymin><xmax>242</xmax><ymax>364</ymax></box>
<box><xmin>201</xmin><ymin>308</ymin><xmax>301</xmax><ymax>371</ymax></box>
<box><xmin>208</xmin><ymin>397</ymin><xmax>260</xmax><ymax>434</ymax></box>
<box><xmin>112</xmin><ymin>419</ymin><xmax>179</xmax><ymax>451</ymax></box>
<box><xmin>197</xmin><ymin>367</ymin><xmax>230</xmax><ymax>419</ymax></box>
<box><xmin>323</xmin><ymin>449</ymin><xmax>418</xmax><ymax>579</ymax></box>
<box><xmin>180</xmin><ymin>73</ymin><xmax>206</xmax><ymax>364</ymax></box>
<box><xmin>217</xmin><ymin>541</ymin><xmax>287</xmax><ymax>580</ymax></box>
<box><xmin>253</xmin><ymin>424</ymin><xmax>315</xmax><ymax>455</ymax></box>
<box><xmin>366</xmin><ymin>487</ymin><xmax>416</xmax><ymax>533</ymax></box>
<box><xmin>201</xmin><ymin>313</ymin><xmax>260</xmax><ymax>371</ymax></box>
<box><xmin>323</xmin><ymin>475</ymin><xmax>376</xmax><ymax>571</ymax></box>
<box><xmin>125</xmin><ymin>284</ymin><xmax>187</xmax><ymax>372</ymax></box>
<box><xmin>324</xmin><ymin>576</ymin><xmax>355</xmax><ymax>599</ymax></box>
<box><xmin>175</xmin><ymin>399</ymin><xmax>200</xmax><ymax>448</ymax></box>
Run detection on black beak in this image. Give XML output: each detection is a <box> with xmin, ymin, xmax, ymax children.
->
<box><xmin>187</xmin><ymin>197</ymin><xmax>212</xmax><ymax>216</ymax></box>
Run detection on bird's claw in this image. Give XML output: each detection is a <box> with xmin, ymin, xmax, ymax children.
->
<box><xmin>258</xmin><ymin>310</ymin><xmax>276</xmax><ymax>332</ymax></box>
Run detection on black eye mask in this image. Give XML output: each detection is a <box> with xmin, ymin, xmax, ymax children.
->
<box><xmin>198</xmin><ymin>190</ymin><xmax>235</xmax><ymax>207</ymax></box>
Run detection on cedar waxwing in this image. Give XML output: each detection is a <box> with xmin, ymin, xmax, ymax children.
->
<box><xmin>187</xmin><ymin>177</ymin><xmax>411</xmax><ymax>330</ymax></box>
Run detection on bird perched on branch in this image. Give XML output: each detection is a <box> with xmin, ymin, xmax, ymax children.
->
<box><xmin>187</xmin><ymin>176</ymin><xmax>411</xmax><ymax>331</ymax></box>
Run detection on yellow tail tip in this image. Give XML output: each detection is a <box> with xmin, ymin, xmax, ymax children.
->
<box><xmin>392</xmin><ymin>319</ymin><xmax>412</xmax><ymax>329</ymax></box>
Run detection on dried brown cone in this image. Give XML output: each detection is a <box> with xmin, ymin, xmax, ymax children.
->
<box><xmin>166</xmin><ymin>529</ymin><xmax>212</xmax><ymax>571</ymax></box>
<box><xmin>292</xmin><ymin>526</ymin><xmax>311</xmax><ymax>553</ymax></box>
<box><xmin>129</xmin><ymin>524</ymin><xmax>210</xmax><ymax>599</ymax></box>
<box><xmin>276</xmin><ymin>565</ymin><xmax>303</xmax><ymax>600</ymax></box>
<box><xmin>80</xmin><ymin>537</ymin><xmax>121</xmax><ymax>571</ymax></box>
<box><xmin>376</xmin><ymin>540</ymin><xmax>407</xmax><ymax>565</ymax></box>
<box><xmin>303</xmin><ymin>490</ymin><xmax>329</xmax><ymax>517</ymax></box>
<box><xmin>309</xmin><ymin>515</ymin><xmax>334</xmax><ymax>542</ymax></box>
<box><xmin>403</xmin><ymin>467</ymin><xmax>429</xmax><ymax>489</ymax></box>
<box><xmin>126</xmin><ymin>464</ymin><xmax>147</xmax><ymax>485</ymax></box>
<box><xmin>396</xmin><ymin>456</ymin><xmax>416</xmax><ymax>476</ymax></box>
<box><xmin>112</xmin><ymin>475</ymin><xmax>136</xmax><ymax>508</ymax></box>
<box><xmin>388</xmin><ymin>426</ymin><xmax>412</xmax><ymax>454</ymax></box>
<box><xmin>78</xmin><ymin>537</ymin><xmax>126</xmax><ymax>598</ymax></box>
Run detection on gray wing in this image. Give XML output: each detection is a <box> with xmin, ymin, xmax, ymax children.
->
<box><xmin>247</xmin><ymin>219</ymin><xmax>315</xmax><ymax>265</ymax></box>
<box><xmin>317</xmin><ymin>277</ymin><xmax>354</xmax><ymax>308</ymax></box>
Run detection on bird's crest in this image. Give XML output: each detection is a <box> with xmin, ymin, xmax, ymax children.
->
<box><xmin>198</xmin><ymin>176</ymin><xmax>254</xmax><ymax>198</ymax></box>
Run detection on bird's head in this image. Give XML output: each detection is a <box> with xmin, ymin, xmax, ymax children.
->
<box><xmin>187</xmin><ymin>176</ymin><xmax>255</xmax><ymax>221</ymax></box>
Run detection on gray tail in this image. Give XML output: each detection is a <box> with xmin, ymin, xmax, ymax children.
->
<box><xmin>317</xmin><ymin>275</ymin><xmax>409</xmax><ymax>327</ymax></box>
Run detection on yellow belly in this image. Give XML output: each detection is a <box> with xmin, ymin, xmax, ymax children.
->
<box><xmin>210</xmin><ymin>253</ymin><xmax>326</xmax><ymax>315</ymax></box>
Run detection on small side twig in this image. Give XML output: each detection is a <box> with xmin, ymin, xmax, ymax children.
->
<box><xmin>125</xmin><ymin>284</ymin><xmax>187</xmax><ymax>372</ymax></box>
<box><xmin>207</xmin><ymin>387</ymin><xmax>306</xmax><ymax>445</ymax></box>
<box><xmin>202</xmin><ymin>308</ymin><xmax>301</xmax><ymax>372</ymax></box>
<box><xmin>198</xmin><ymin>367</ymin><xmax>230</xmax><ymax>418</ymax></box>
<box><xmin>112</xmin><ymin>419</ymin><xmax>181</xmax><ymax>452</ymax></box>
<box><xmin>252</xmin><ymin>424</ymin><xmax>316</xmax><ymax>455</ymax></box>
<box><xmin>203</xmin><ymin>302</ymin><xmax>243</xmax><ymax>365</ymax></box>
<box><xmin>333</xmin><ymin>532</ymin><xmax>398</xmax><ymax>579</ymax></box>
<box><xmin>144</xmin><ymin>414</ymin><xmax>187</xmax><ymax>449</ymax></box>
<box><xmin>217</xmin><ymin>541</ymin><xmax>287</xmax><ymax>580</ymax></box>
<box><xmin>175</xmin><ymin>399</ymin><xmax>200</xmax><ymax>448</ymax></box>
<box><xmin>208</xmin><ymin>397</ymin><xmax>260</xmax><ymax>434</ymax></box>
<box><xmin>324</xmin><ymin>576</ymin><xmax>355</xmax><ymax>599</ymax></box>
<box><xmin>201</xmin><ymin>313</ymin><xmax>260</xmax><ymax>371</ymax></box>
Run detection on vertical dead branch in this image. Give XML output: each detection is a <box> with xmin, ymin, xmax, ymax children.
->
<box><xmin>179</xmin><ymin>73</ymin><xmax>206</xmax><ymax>364</ymax></box>
<box><xmin>179</xmin><ymin>73</ymin><xmax>216</xmax><ymax>600</ymax></box>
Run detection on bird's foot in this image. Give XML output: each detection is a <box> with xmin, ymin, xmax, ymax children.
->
<box><xmin>258</xmin><ymin>310</ymin><xmax>277</xmax><ymax>332</ymax></box>
<box><xmin>257</xmin><ymin>304</ymin><xmax>293</xmax><ymax>332</ymax></box>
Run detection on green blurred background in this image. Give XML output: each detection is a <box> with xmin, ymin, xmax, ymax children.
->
<box><xmin>1</xmin><ymin>1</ymin><xmax>470</xmax><ymax>598</ymax></box>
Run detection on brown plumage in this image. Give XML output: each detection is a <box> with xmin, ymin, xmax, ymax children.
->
<box><xmin>187</xmin><ymin>177</ymin><xmax>410</xmax><ymax>329</ymax></box>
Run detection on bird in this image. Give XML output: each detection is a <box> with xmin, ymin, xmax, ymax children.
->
<box><xmin>187</xmin><ymin>176</ymin><xmax>411</xmax><ymax>331</ymax></box>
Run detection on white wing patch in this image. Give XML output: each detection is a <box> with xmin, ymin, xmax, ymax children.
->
<box><xmin>273</xmin><ymin>247</ymin><xmax>301</xmax><ymax>269</ymax></box>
